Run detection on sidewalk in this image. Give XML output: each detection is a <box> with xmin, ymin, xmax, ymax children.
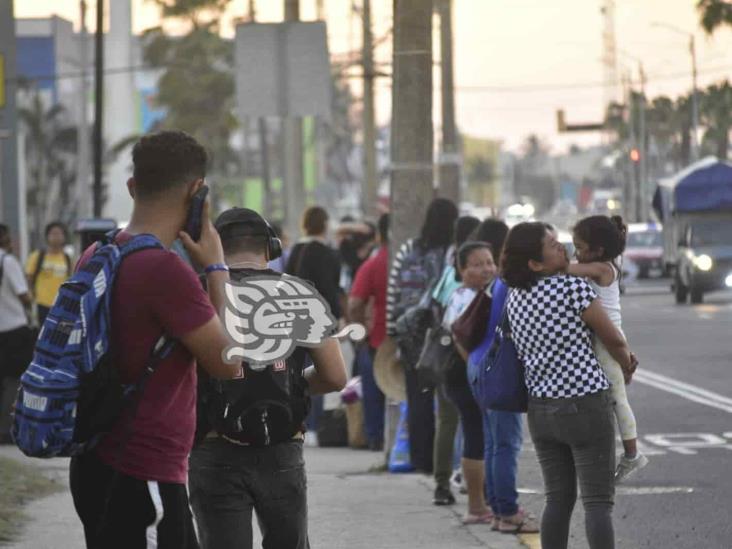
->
<box><xmin>0</xmin><ymin>444</ymin><xmax>536</xmax><ymax>549</ymax></box>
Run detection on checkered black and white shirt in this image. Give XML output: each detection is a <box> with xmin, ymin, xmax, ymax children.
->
<box><xmin>507</xmin><ymin>275</ymin><xmax>610</xmax><ymax>399</ymax></box>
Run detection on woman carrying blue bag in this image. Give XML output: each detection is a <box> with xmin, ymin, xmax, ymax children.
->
<box><xmin>501</xmin><ymin>222</ymin><xmax>637</xmax><ymax>549</ymax></box>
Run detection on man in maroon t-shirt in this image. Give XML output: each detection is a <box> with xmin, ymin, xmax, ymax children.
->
<box><xmin>348</xmin><ymin>213</ymin><xmax>389</xmax><ymax>451</ymax></box>
<box><xmin>69</xmin><ymin>131</ymin><xmax>243</xmax><ymax>549</ymax></box>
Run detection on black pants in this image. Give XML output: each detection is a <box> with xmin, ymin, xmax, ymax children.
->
<box><xmin>528</xmin><ymin>390</ymin><xmax>615</xmax><ymax>549</ymax></box>
<box><xmin>37</xmin><ymin>305</ymin><xmax>51</xmax><ymax>326</ymax></box>
<box><xmin>444</xmin><ymin>382</ymin><xmax>484</xmax><ymax>460</ymax></box>
<box><xmin>189</xmin><ymin>438</ymin><xmax>309</xmax><ymax>549</ymax></box>
<box><xmin>404</xmin><ymin>366</ymin><xmax>435</xmax><ymax>472</ymax></box>
<box><xmin>70</xmin><ymin>452</ymin><xmax>199</xmax><ymax>549</ymax></box>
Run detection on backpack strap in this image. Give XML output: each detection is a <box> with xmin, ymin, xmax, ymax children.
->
<box><xmin>31</xmin><ymin>249</ymin><xmax>46</xmax><ymax>292</ymax></box>
<box><xmin>0</xmin><ymin>252</ymin><xmax>6</xmax><ymax>287</ymax></box>
<box><xmin>64</xmin><ymin>253</ymin><xmax>72</xmax><ymax>277</ymax></box>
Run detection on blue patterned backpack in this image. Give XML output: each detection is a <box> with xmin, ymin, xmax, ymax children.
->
<box><xmin>12</xmin><ymin>232</ymin><xmax>174</xmax><ymax>457</ymax></box>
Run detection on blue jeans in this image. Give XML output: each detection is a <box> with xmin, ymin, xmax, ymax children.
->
<box><xmin>358</xmin><ymin>345</ymin><xmax>385</xmax><ymax>445</ymax></box>
<box><xmin>483</xmin><ymin>409</ymin><xmax>523</xmax><ymax>516</ymax></box>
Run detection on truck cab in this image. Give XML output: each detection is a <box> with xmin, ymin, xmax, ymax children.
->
<box><xmin>675</xmin><ymin>217</ymin><xmax>732</xmax><ymax>304</ymax></box>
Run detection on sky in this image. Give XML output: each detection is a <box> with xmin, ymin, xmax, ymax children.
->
<box><xmin>15</xmin><ymin>0</ymin><xmax>732</xmax><ymax>153</ymax></box>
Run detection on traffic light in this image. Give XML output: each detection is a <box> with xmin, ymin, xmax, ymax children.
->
<box><xmin>630</xmin><ymin>148</ymin><xmax>641</xmax><ymax>163</ymax></box>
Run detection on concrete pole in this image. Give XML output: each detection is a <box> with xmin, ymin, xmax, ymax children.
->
<box><xmin>437</xmin><ymin>0</ymin><xmax>460</xmax><ymax>204</ymax></box>
<box><xmin>638</xmin><ymin>62</ymin><xmax>647</xmax><ymax>222</ymax></box>
<box><xmin>361</xmin><ymin>0</ymin><xmax>379</xmax><ymax>218</ymax></box>
<box><xmin>390</xmin><ymin>0</ymin><xmax>434</xmax><ymax>257</ymax></box>
<box><xmin>283</xmin><ymin>0</ymin><xmax>305</xmax><ymax>238</ymax></box>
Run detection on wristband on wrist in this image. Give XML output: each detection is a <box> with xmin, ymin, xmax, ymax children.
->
<box><xmin>204</xmin><ymin>263</ymin><xmax>229</xmax><ymax>274</ymax></box>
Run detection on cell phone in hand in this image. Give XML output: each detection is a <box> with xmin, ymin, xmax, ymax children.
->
<box><xmin>184</xmin><ymin>185</ymin><xmax>209</xmax><ymax>242</ymax></box>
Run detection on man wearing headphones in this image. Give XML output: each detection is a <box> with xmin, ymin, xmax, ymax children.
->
<box><xmin>188</xmin><ymin>207</ymin><xmax>347</xmax><ymax>549</ymax></box>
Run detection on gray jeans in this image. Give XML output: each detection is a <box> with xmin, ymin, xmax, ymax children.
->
<box><xmin>528</xmin><ymin>390</ymin><xmax>615</xmax><ymax>549</ymax></box>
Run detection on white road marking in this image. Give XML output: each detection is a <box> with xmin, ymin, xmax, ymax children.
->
<box><xmin>518</xmin><ymin>487</ymin><xmax>694</xmax><ymax>496</ymax></box>
<box><xmin>633</xmin><ymin>369</ymin><xmax>732</xmax><ymax>415</ymax></box>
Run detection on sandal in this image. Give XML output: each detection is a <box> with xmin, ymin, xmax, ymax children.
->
<box><xmin>498</xmin><ymin>510</ymin><xmax>539</xmax><ymax>534</ymax></box>
<box><xmin>462</xmin><ymin>510</ymin><xmax>495</xmax><ymax>525</ymax></box>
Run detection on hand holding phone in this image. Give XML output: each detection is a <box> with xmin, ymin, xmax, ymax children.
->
<box><xmin>184</xmin><ymin>185</ymin><xmax>209</xmax><ymax>242</ymax></box>
<box><xmin>179</xmin><ymin>186</ymin><xmax>225</xmax><ymax>270</ymax></box>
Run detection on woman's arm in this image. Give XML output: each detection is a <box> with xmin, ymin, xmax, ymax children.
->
<box><xmin>567</xmin><ymin>261</ymin><xmax>615</xmax><ymax>286</ymax></box>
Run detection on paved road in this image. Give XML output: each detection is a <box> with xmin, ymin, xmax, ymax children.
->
<box><xmin>551</xmin><ymin>278</ymin><xmax>732</xmax><ymax>548</ymax></box>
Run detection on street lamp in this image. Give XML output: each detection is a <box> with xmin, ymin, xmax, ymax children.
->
<box><xmin>651</xmin><ymin>22</ymin><xmax>699</xmax><ymax>162</ymax></box>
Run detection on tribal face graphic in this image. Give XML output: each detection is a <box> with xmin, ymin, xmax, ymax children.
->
<box><xmin>223</xmin><ymin>275</ymin><xmax>342</xmax><ymax>365</ymax></box>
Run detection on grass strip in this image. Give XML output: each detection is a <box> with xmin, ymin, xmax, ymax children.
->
<box><xmin>0</xmin><ymin>456</ymin><xmax>63</xmax><ymax>544</ymax></box>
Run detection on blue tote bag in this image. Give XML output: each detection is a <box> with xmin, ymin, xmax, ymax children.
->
<box><xmin>468</xmin><ymin>278</ymin><xmax>528</xmax><ymax>413</ymax></box>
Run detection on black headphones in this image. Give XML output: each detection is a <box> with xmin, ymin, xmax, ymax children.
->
<box><xmin>263</xmin><ymin>222</ymin><xmax>283</xmax><ymax>261</ymax></box>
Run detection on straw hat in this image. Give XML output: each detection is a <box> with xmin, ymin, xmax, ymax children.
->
<box><xmin>373</xmin><ymin>337</ymin><xmax>407</xmax><ymax>402</ymax></box>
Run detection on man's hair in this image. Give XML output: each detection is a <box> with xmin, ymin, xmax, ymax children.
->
<box><xmin>132</xmin><ymin>131</ymin><xmax>208</xmax><ymax>199</ymax></box>
<box><xmin>378</xmin><ymin>213</ymin><xmax>389</xmax><ymax>243</ymax></box>
<box><xmin>301</xmin><ymin>206</ymin><xmax>329</xmax><ymax>236</ymax></box>
<box><xmin>45</xmin><ymin>221</ymin><xmax>68</xmax><ymax>240</ymax></box>
<box><xmin>219</xmin><ymin>225</ymin><xmax>269</xmax><ymax>258</ymax></box>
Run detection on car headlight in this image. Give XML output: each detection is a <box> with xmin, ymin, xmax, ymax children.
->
<box><xmin>692</xmin><ymin>254</ymin><xmax>713</xmax><ymax>271</ymax></box>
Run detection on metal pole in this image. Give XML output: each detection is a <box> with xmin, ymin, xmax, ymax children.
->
<box><xmin>690</xmin><ymin>35</ymin><xmax>699</xmax><ymax>162</ymax></box>
<box><xmin>437</xmin><ymin>0</ymin><xmax>460</xmax><ymax>204</ymax></box>
<box><xmin>362</xmin><ymin>0</ymin><xmax>379</xmax><ymax>218</ymax></box>
<box><xmin>283</xmin><ymin>0</ymin><xmax>304</xmax><ymax>238</ymax></box>
<box><xmin>638</xmin><ymin>63</ymin><xmax>647</xmax><ymax>222</ymax></box>
<box><xmin>76</xmin><ymin>0</ymin><xmax>91</xmax><ymax>220</ymax></box>
<box><xmin>93</xmin><ymin>0</ymin><xmax>104</xmax><ymax>217</ymax></box>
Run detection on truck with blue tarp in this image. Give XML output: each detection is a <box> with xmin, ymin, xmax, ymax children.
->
<box><xmin>653</xmin><ymin>157</ymin><xmax>732</xmax><ymax>304</ymax></box>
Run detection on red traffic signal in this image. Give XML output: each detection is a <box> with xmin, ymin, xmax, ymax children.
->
<box><xmin>629</xmin><ymin>148</ymin><xmax>641</xmax><ymax>162</ymax></box>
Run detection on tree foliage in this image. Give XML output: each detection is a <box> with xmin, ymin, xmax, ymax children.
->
<box><xmin>697</xmin><ymin>0</ymin><xmax>732</xmax><ymax>34</ymax></box>
<box><xmin>142</xmin><ymin>0</ymin><xmax>237</xmax><ymax>176</ymax></box>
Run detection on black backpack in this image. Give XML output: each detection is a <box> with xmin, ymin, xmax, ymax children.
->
<box><xmin>195</xmin><ymin>269</ymin><xmax>311</xmax><ymax>446</ymax></box>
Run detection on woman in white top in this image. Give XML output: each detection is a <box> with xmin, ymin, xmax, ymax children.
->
<box><xmin>568</xmin><ymin>215</ymin><xmax>647</xmax><ymax>484</ymax></box>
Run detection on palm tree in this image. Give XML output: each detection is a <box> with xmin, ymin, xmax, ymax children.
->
<box><xmin>698</xmin><ymin>0</ymin><xmax>732</xmax><ymax>34</ymax></box>
<box><xmin>18</xmin><ymin>92</ymin><xmax>78</xmax><ymax>247</ymax></box>
<box><xmin>700</xmin><ymin>80</ymin><xmax>732</xmax><ymax>159</ymax></box>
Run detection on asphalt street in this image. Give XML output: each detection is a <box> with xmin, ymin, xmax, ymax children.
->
<box><xmin>542</xmin><ymin>278</ymin><xmax>732</xmax><ymax>548</ymax></box>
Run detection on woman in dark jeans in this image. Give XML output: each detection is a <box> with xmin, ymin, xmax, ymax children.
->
<box><xmin>501</xmin><ymin>222</ymin><xmax>637</xmax><ymax>549</ymax></box>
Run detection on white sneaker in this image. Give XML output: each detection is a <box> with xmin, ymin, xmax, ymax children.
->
<box><xmin>614</xmin><ymin>452</ymin><xmax>649</xmax><ymax>484</ymax></box>
<box><xmin>450</xmin><ymin>469</ymin><xmax>467</xmax><ymax>494</ymax></box>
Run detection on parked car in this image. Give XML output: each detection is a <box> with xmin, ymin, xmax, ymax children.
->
<box><xmin>623</xmin><ymin>222</ymin><xmax>665</xmax><ymax>279</ymax></box>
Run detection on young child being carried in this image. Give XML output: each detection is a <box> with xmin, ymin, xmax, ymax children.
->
<box><xmin>567</xmin><ymin>214</ymin><xmax>648</xmax><ymax>484</ymax></box>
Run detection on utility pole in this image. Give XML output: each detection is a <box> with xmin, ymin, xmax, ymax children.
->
<box><xmin>283</xmin><ymin>0</ymin><xmax>305</xmax><ymax>238</ymax></box>
<box><xmin>436</xmin><ymin>0</ymin><xmax>460</xmax><ymax>204</ymax></box>
<box><xmin>0</xmin><ymin>0</ymin><xmax>21</xmax><ymax>253</ymax></box>
<box><xmin>638</xmin><ymin>62</ymin><xmax>647</xmax><ymax>222</ymax></box>
<box><xmin>390</xmin><ymin>0</ymin><xmax>434</xmax><ymax>252</ymax></box>
<box><xmin>690</xmin><ymin>34</ymin><xmax>700</xmax><ymax>162</ymax></box>
<box><xmin>93</xmin><ymin>0</ymin><xmax>104</xmax><ymax>218</ymax></box>
<box><xmin>76</xmin><ymin>0</ymin><xmax>91</xmax><ymax>220</ymax></box>
<box><xmin>362</xmin><ymin>0</ymin><xmax>379</xmax><ymax>217</ymax></box>
<box><xmin>248</xmin><ymin>0</ymin><xmax>274</xmax><ymax>218</ymax></box>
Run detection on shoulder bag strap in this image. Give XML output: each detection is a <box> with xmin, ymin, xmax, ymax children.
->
<box><xmin>31</xmin><ymin>249</ymin><xmax>46</xmax><ymax>291</ymax></box>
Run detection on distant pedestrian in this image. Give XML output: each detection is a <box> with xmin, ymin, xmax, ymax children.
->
<box><xmin>443</xmin><ymin>242</ymin><xmax>498</xmax><ymax>524</ymax></box>
<box><xmin>386</xmin><ymin>198</ymin><xmax>458</xmax><ymax>473</ymax></box>
<box><xmin>285</xmin><ymin>205</ymin><xmax>343</xmax><ymax>444</ymax></box>
<box><xmin>0</xmin><ymin>224</ymin><xmax>33</xmax><ymax>445</ymax></box>
<box><xmin>430</xmin><ymin>215</ymin><xmax>479</xmax><ymax>506</ymax></box>
<box><xmin>348</xmin><ymin>214</ymin><xmax>390</xmax><ymax>451</ymax></box>
<box><xmin>502</xmin><ymin>222</ymin><xmax>637</xmax><ymax>549</ymax></box>
<box><xmin>25</xmin><ymin>221</ymin><xmax>72</xmax><ymax>324</ymax></box>
<box><xmin>568</xmin><ymin>215</ymin><xmax>647</xmax><ymax>483</ymax></box>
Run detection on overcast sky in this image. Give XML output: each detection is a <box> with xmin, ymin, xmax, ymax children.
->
<box><xmin>16</xmin><ymin>0</ymin><xmax>732</xmax><ymax>152</ymax></box>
